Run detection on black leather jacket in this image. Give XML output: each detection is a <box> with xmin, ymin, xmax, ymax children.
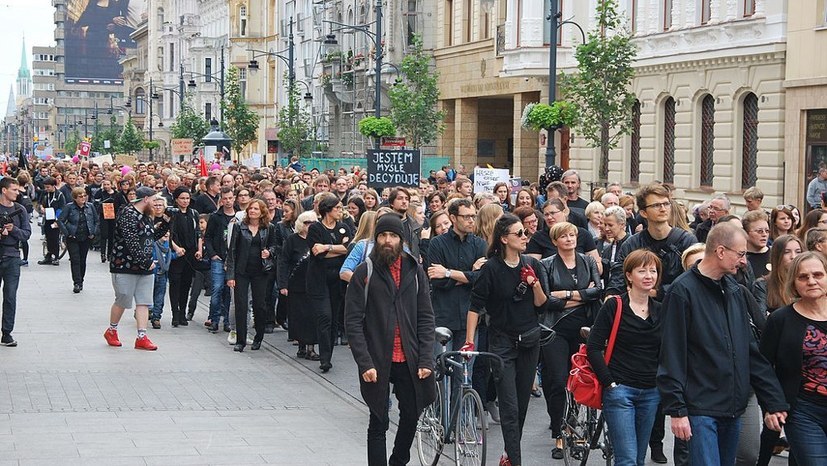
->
<box><xmin>540</xmin><ymin>252</ymin><xmax>603</xmax><ymax>328</ymax></box>
<box><xmin>226</xmin><ymin>222</ymin><xmax>278</xmax><ymax>280</ymax></box>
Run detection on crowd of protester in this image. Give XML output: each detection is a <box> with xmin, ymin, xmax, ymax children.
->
<box><xmin>1</xmin><ymin>154</ymin><xmax>825</xmax><ymax>466</ymax></box>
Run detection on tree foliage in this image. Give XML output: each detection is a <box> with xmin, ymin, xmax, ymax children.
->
<box><xmin>559</xmin><ymin>0</ymin><xmax>637</xmax><ymax>182</ymax></box>
<box><xmin>118</xmin><ymin>116</ymin><xmax>145</xmax><ymax>155</ymax></box>
<box><xmin>277</xmin><ymin>81</ymin><xmax>313</xmax><ymax>158</ymax></box>
<box><xmin>92</xmin><ymin>116</ymin><xmax>120</xmax><ymax>153</ymax></box>
<box><xmin>222</xmin><ymin>66</ymin><xmax>260</xmax><ymax>157</ymax></box>
<box><xmin>171</xmin><ymin>96</ymin><xmax>210</xmax><ymax>142</ymax></box>
<box><xmin>358</xmin><ymin>116</ymin><xmax>396</xmax><ymax>139</ymax></box>
<box><xmin>388</xmin><ymin>35</ymin><xmax>445</xmax><ymax>148</ymax></box>
<box><xmin>63</xmin><ymin>132</ymin><xmax>81</xmax><ymax>155</ymax></box>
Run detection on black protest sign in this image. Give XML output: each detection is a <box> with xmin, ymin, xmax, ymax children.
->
<box><xmin>367</xmin><ymin>149</ymin><xmax>421</xmax><ymax>189</ymax></box>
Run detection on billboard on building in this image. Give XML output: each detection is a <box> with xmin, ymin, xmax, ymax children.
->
<box><xmin>64</xmin><ymin>0</ymin><xmax>147</xmax><ymax>84</ymax></box>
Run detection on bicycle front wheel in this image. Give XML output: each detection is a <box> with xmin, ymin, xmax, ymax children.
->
<box><xmin>562</xmin><ymin>394</ymin><xmax>591</xmax><ymax>466</ymax></box>
<box><xmin>454</xmin><ymin>389</ymin><xmax>486</xmax><ymax>466</ymax></box>
<box><xmin>416</xmin><ymin>380</ymin><xmax>444</xmax><ymax>466</ymax></box>
<box><xmin>57</xmin><ymin>236</ymin><xmax>68</xmax><ymax>259</ymax></box>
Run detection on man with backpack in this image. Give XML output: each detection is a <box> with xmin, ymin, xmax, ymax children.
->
<box><xmin>344</xmin><ymin>213</ymin><xmax>436</xmax><ymax>466</ymax></box>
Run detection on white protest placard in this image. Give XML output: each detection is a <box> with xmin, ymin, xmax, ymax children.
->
<box><xmin>473</xmin><ymin>167</ymin><xmax>510</xmax><ymax>193</ymax></box>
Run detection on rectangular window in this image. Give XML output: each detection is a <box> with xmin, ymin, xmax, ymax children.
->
<box><xmin>446</xmin><ymin>0</ymin><xmax>453</xmax><ymax>46</ymax></box>
<box><xmin>630</xmin><ymin>0</ymin><xmax>637</xmax><ymax>34</ymax></box>
<box><xmin>743</xmin><ymin>0</ymin><xmax>755</xmax><ymax>17</ymax></box>
<box><xmin>701</xmin><ymin>0</ymin><xmax>711</xmax><ymax>24</ymax></box>
<box><xmin>464</xmin><ymin>0</ymin><xmax>472</xmax><ymax>42</ymax></box>
<box><xmin>205</xmin><ymin>58</ymin><xmax>212</xmax><ymax>82</ymax></box>
<box><xmin>205</xmin><ymin>103</ymin><xmax>212</xmax><ymax>121</ymax></box>
<box><xmin>169</xmin><ymin>43</ymin><xmax>175</xmax><ymax>71</ymax></box>
<box><xmin>664</xmin><ymin>0</ymin><xmax>673</xmax><ymax>30</ymax></box>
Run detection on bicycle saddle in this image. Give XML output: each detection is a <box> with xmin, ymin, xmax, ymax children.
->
<box><xmin>435</xmin><ymin>327</ymin><xmax>453</xmax><ymax>346</ymax></box>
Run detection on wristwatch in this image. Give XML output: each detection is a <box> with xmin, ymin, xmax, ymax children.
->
<box><xmin>566</xmin><ymin>290</ymin><xmax>573</xmax><ymax>300</ymax></box>
<box><xmin>608</xmin><ymin>382</ymin><xmax>618</xmax><ymax>389</ymax></box>
<box><xmin>444</xmin><ymin>269</ymin><xmax>452</xmax><ymax>278</ymax></box>
<box><xmin>327</xmin><ymin>244</ymin><xmax>333</xmax><ymax>252</ymax></box>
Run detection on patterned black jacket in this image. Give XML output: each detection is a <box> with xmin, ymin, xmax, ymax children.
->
<box><xmin>110</xmin><ymin>204</ymin><xmax>169</xmax><ymax>275</ymax></box>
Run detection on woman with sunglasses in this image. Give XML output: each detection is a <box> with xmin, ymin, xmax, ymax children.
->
<box><xmin>466</xmin><ymin>214</ymin><xmax>548</xmax><ymax>466</ymax></box>
<box><xmin>57</xmin><ymin>187</ymin><xmax>99</xmax><ymax>293</ymax></box>
<box><xmin>761</xmin><ymin>252</ymin><xmax>827</xmax><ymax>466</ymax></box>
<box><xmin>540</xmin><ymin>221</ymin><xmax>603</xmax><ymax>459</ymax></box>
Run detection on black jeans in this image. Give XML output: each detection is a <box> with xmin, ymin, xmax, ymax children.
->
<box><xmin>44</xmin><ymin>221</ymin><xmax>60</xmax><ymax>259</ymax></box>
<box><xmin>66</xmin><ymin>238</ymin><xmax>91</xmax><ymax>285</ymax></box>
<box><xmin>490</xmin><ymin>329</ymin><xmax>540</xmax><ymax>464</ymax></box>
<box><xmin>541</xmin><ymin>331</ymin><xmax>579</xmax><ymax>437</ymax></box>
<box><xmin>0</xmin><ymin>256</ymin><xmax>21</xmax><ymax>335</ymax></box>
<box><xmin>233</xmin><ymin>272</ymin><xmax>271</xmax><ymax>346</ymax></box>
<box><xmin>264</xmin><ymin>273</ymin><xmax>277</xmax><ymax>326</ymax></box>
<box><xmin>367</xmin><ymin>362</ymin><xmax>419</xmax><ymax>466</ymax></box>
<box><xmin>168</xmin><ymin>256</ymin><xmax>195</xmax><ymax>324</ymax></box>
<box><xmin>99</xmin><ymin>219</ymin><xmax>115</xmax><ymax>260</ymax></box>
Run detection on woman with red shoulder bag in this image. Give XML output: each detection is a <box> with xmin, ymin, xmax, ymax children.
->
<box><xmin>586</xmin><ymin>249</ymin><xmax>663</xmax><ymax>466</ymax></box>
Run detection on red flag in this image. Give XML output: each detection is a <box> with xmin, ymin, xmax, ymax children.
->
<box><xmin>199</xmin><ymin>148</ymin><xmax>208</xmax><ymax>177</ymax></box>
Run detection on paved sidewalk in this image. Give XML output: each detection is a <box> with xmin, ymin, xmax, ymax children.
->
<box><xmin>0</xmin><ymin>240</ymin><xmax>369</xmax><ymax>465</ymax></box>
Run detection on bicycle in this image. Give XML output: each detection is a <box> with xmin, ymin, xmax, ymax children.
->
<box><xmin>416</xmin><ymin>326</ymin><xmax>503</xmax><ymax>466</ymax></box>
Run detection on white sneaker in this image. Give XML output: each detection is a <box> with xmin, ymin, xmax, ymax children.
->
<box><xmin>228</xmin><ymin>330</ymin><xmax>237</xmax><ymax>345</ymax></box>
<box><xmin>246</xmin><ymin>336</ymin><xmax>254</xmax><ymax>345</ymax></box>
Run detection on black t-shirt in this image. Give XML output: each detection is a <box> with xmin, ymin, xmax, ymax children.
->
<box><xmin>568</xmin><ymin>197</ymin><xmax>589</xmax><ymax>210</ymax></box>
<box><xmin>470</xmin><ymin>255</ymin><xmax>546</xmax><ymax>335</ymax></box>
<box><xmin>245</xmin><ymin>232</ymin><xmax>263</xmax><ymax>275</ymax></box>
<box><xmin>307</xmin><ymin>221</ymin><xmax>352</xmax><ymax>275</ymax></box>
<box><xmin>526</xmin><ymin>227</ymin><xmax>596</xmax><ymax>258</ymax></box>
<box><xmin>747</xmin><ymin>249</ymin><xmax>771</xmax><ymax>278</ymax></box>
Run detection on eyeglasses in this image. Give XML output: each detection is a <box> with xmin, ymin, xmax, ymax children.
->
<box><xmin>238</xmin><ymin>193</ymin><xmax>250</xmax><ymax>197</ymax></box>
<box><xmin>454</xmin><ymin>214</ymin><xmax>475</xmax><ymax>221</ymax></box>
<box><xmin>749</xmin><ymin>228</ymin><xmax>770</xmax><ymax>234</ymax></box>
<box><xmin>507</xmin><ymin>229</ymin><xmax>528</xmax><ymax>238</ymax></box>
<box><xmin>721</xmin><ymin>245</ymin><xmax>747</xmax><ymax>258</ymax></box>
<box><xmin>544</xmin><ymin>210</ymin><xmax>562</xmax><ymax>216</ymax></box>
<box><xmin>154</xmin><ymin>186</ymin><xmax>163</xmax><ymax>190</ymax></box>
<box><xmin>708</xmin><ymin>205</ymin><xmax>727</xmax><ymax>212</ymax></box>
<box><xmin>796</xmin><ymin>271</ymin><xmax>826</xmax><ymax>282</ymax></box>
<box><xmin>776</xmin><ymin>205</ymin><xmax>795</xmax><ymax>211</ymax></box>
<box><xmin>303</xmin><ymin>221</ymin><xmax>315</xmax><ymax>225</ymax></box>
<box><xmin>644</xmin><ymin>201</ymin><xmax>672</xmax><ymax>211</ymax></box>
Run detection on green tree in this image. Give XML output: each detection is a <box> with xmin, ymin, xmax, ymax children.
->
<box><xmin>388</xmin><ymin>35</ymin><xmax>445</xmax><ymax>149</ymax></box>
<box><xmin>64</xmin><ymin>132</ymin><xmax>81</xmax><ymax>155</ymax></box>
<box><xmin>170</xmin><ymin>97</ymin><xmax>210</xmax><ymax>141</ymax></box>
<box><xmin>92</xmin><ymin>116</ymin><xmax>121</xmax><ymax>153</ymax></box>
<box><xmin>277</xmin><ymin>81</ymin><xmax>313</xmax><ymax>158</ymax></box>
<box><xmin>559</xmin><ymin>0</ymin><xmax>637</xmax><ymax>183</ymax></box>
<box><xmin>222</xmin><ymin>66</ymin><xmax>260</xmax><ymax>157</ymax></box>
<box><xmin>118</xmin><ymin>116</ymin><xmax>145</xmax><ymax>155</ymax></box>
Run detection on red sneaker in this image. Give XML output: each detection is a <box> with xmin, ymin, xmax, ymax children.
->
<box><xmin>498</xmin><ymin>454</ymin><xmax>512</xmax><ymax>466</ymax></box>
<box><xmin>134</xmin><ymin>336</ymin><xmax>158</xmax><ymax>351</ymax></box>
<box><xmin>103</xmin><ymin>328</ymin><xmax>122</xmax><ymax>347</ymax></box>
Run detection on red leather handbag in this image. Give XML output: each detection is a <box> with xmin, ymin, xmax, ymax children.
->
<box><xmin>566</xmin><ymin>296</ymin><xmax>623</xmax><ymax>410</ymax></box>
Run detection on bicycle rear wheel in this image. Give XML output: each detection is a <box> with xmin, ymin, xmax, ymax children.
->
<box><xmin>454</xmin><ymin>388</ymin><xmax>486</xmax><ymax>466</ymax></box>
<box><xmin>416</xmin><ymin>380</ymin><xmax>444</xmax><ymax>466</ymax></box>
<box><xmin>57</xmin><ymin>236</ymin><xmax>68</xmax><ymax>259</ymax></box>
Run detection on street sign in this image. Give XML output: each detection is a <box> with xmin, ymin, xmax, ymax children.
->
<box><xmin>380</xmin><ymin>137</ymin><xmax>406</xmax><ymax>149</ymax></box>
<box><xmin>367</xmin><ymin>149</ymin><xmax>421</xmax><ymax>189</ymax></box>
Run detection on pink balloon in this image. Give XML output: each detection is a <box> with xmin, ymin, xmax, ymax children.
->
<box><xmin>121</xmin><ymin>165</ymin><xmax>132</xmax><ymax>175</ymax></box>
<box><xmin>211</xmin><ymin>162</ymin><xmax>221</xmax><ymax>171</ymax></box>
<box><xmin>72</xmin><ymin>155</ymin><xmax>79</xmax><ymax>163</ymax></box>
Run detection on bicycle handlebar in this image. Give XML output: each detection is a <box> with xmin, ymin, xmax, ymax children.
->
<box><xmin>435</xmin><ymin>350</ymin><xmax>504</xmax><ymax>378</ymax></box>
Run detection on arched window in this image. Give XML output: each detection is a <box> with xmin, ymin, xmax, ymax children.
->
<box><xmin>741</xmin><ymin>93</ymin><xmax>759</xmax><ymax>189</ymax></box>
<box><xmin>630</xmin><ymin>99</ymin><xmax>641</xmax><ymax>183</ymax></box>
<box><xmin>239</xmin><ymin>5</ymin><xmax>248</xmax><ymax>37</ymax></box>
<box><xmin>135</xmin><ymin>88</ymin><xmax>146</xmax><ymax>115</ymax></box>
<box><xmin>663</xmin><ymin>97</ymin><xmax>676</xmax><ymax>184</ymax></box>
<box><xmin>700</xmin><ymin>94</ymin><xmax>715</xmax><ymax>186</ymax></box>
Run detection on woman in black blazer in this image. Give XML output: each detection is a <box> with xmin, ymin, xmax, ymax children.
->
<box><xmin>540</xmin><ymin>221</ymin><xmax>603</xmax><ymax>459</ymax></box>
<box><xmin>226</xmin><ymin>199</ymin><xmax>278</xmax><ymax>352</ymax></box>
<box><xmin>760</xmin><ymin>252</ymin><xmax>827</xmax><ymax>466</ymax></box>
